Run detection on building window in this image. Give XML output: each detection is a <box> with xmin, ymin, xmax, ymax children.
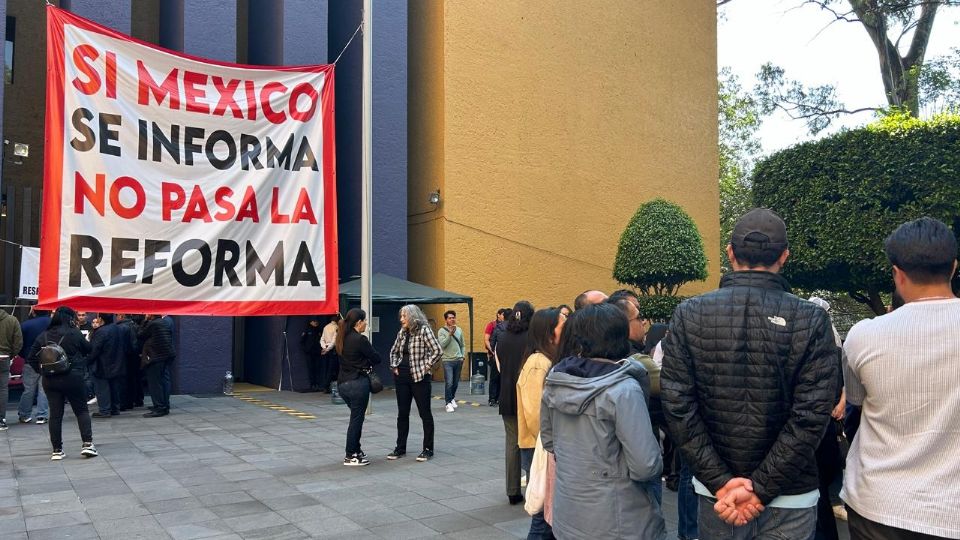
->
<box><xmin>5</xmin><ymin>17</ymin><xmax>14</xmax><ymax>85</ymax></box>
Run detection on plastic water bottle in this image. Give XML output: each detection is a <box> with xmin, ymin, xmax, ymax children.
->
<box><xmin>223</xmin><ymin>371</ymin><xmax>234</xmax><ymax>395</ymax></box>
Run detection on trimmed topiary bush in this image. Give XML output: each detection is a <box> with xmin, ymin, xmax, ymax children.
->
<box><xmin>636</xmin><ymin>294</ymin><xmax>685</xmax><ymax>322</ymax></box>
<box><xmin>613</xmin><ymin>198</ymin><xmax>709</xmax><ymax>296</ymax></box>
<box><xmin>752</xmin><ymin>112</ymin><xmax>960</xmax><ymax>315</ymax></box>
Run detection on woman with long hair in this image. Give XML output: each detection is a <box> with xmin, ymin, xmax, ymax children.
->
<box><xmin>516</xmin><ymin>307</ymin><xmax>563</xmax><ymax>539</ymax></box>
<box><xmin>541</xmin><ymin>304</ymin><xmax>665</xmax><ymax>539</ymax></box>
<box><xmin>335</xmin><ymin>308</ymin><xmax>381</xmax><ymax>466</ymax></box>
<box><xmin>387</xmin><ymin>304</ymin><xmax>442</xmax><ymax>462</ymax></box>
<box><xmin>495</xmin><ymin>300</ymin><xmax>535</xmax><ymax>504</ymax></box>
<box><xmin>25</xmin><ymin>306</ymin><xmax>96</xmax><ymax>460</ymax></box>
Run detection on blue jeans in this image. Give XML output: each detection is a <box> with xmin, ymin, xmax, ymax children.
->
<box><xmin>18</xmin><ymin>364</ymin><xmax>49</xmax><ymax>420</ymax></box>
<box><xmin>443</xmin><ymin>359</ymin><xmax>463</xmax><ymax>403</ymax></box>
<box><xmin>698</xmin><ymin>495</ymin><xmax>816</xmax><ymax>540</ymax></box>
<box><xmin>678</xmin><ymin>457</ymin><xmax>699</xmax><ymax>540</ymax></box>
<box><xmin>339</xmin><ymin>376</ymin><xmax>370</xmax><ymax>456</ymax></box>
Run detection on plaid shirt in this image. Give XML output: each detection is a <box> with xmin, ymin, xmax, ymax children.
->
<box><xmin>389</xmin><ymin>324</ymin><xmax>442</xmax><ymax>382</ymax></box>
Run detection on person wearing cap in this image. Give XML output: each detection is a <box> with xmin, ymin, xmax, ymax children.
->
<box><xmin>660</xmin><ymin>208</ymin><xmax>839</xmax><ymax>539</ymax></box>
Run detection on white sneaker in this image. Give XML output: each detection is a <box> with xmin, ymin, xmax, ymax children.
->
<box><xmin>451</xmin><ymin>400</ymin><xmax>458</xmax><ymax>409</ymax></box>
<box><xmin>87</xmin><ymin>397</ymin><xmax>97</xmax><ymax>406</ymax></box>
<box><xmin>445</xmin><ymin>403</ymin><xmax>455</xmax><ymax>413</ymax></box>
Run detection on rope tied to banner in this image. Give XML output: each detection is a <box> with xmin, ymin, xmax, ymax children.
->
<box><xmin>333</xmin><ymin>18</ymin><xmax>363</xmax><ymax>65</ymax></box>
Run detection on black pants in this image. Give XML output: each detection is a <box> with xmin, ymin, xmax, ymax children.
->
<box><xmin>394</xmin><ymin>377</ymin><xmax>434</xmax><ymax>452</ymax></box>
<box><xmin>488</xmin><ymin>354</ymin><xmax>501</xmax><ymax>401</ymax></box>
<box><xmin>120</xmin><ymin>355</ymin><xmax>143</xmax><ymax>408</ymax></box>
<box><xmin>305</xmin><ymin>353</ymin><xmax>322</xmax><ymax>388</ymax></box>
<box><xmin>848</xmin><ymin>506</ymin><xmax>949</xmax><ymax>540</ymax></box>
<box><xmin>145</xmin><ymin>360</ymin><xmax>171</xmax><ymax>412</ymax></box>
<box><xmin>42</xmin><ymin>369</ymin><xmax>93</xmax><ymax>451</ymax></box>
<box><xmin>319</xmin><ymin>353</ymin><xmax>338</xmax><ymax>391</ymax></box>
<box><xmin>815</xmin><ymin>420</ymin><xmax>841</xmax><ymax>540</ymax></box>
<box><xmin>338</xmin><ymin>376</ymin><xmax>370</xmax><ymax>456</ymax></box>
<box><xmin>94</xmin><ymin>376</ymin><xmax>123</xmax><ymax>414</ymax></box>
<box><xmin>502</xmin><ymin>415</ymin><xmax>521</xmax><ymax>497</ymax></box>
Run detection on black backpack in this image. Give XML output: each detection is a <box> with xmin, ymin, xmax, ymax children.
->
<box><xmin>39</xmin><ymin>337</ymin><xmax>71</xmax><ymax>376</ymax></box>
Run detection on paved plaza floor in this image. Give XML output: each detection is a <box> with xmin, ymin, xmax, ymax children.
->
<box><xmin>0</xmin><ymin>383</ymin><xmax>849</xmax><ymax>539</ymax></box>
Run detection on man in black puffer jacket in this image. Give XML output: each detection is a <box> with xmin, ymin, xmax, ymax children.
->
<box><xmin>662</xmin><ymin>208</ymin><xmax>838</xmax><ymax>539</ymax></box>
<box><xmin>87</xmin><ymin>314</ymin><xmax>127</xmax><ymax>418</ymax></box>
<box><xmin>139</xmin><ymin>314</ymin><xmax>176</xmax><ymax>417</ymax></box>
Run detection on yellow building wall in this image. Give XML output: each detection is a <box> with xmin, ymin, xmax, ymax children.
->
<box><xmin>409</xmin><ymin>1</ymin><xmax>719</xmax><ymax>354</ymax></box>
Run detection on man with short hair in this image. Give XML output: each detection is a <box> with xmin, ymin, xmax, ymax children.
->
<box><xmin>662</xmin><ymin>208</ymin><xmax>838</xmax><ymax>539</ymax></box>
<box><xmin>573</xmin><ymin>289</ymin><xmax>608</xmax><ymax>311</ymax></box>
<box><xmin>18</xmin><ymin>308</ymin><xmax>51</xmax><ymax>424</ymax></box>
<box><xmin>438</xmin><ymin>310</ymin><xmax>465</xmax><ymax>413</ymax></box>
<box><xmin>484</xmin><ymin>309</ymin><xmax>507</xmax><ymax>406</ymax></box>
<box><xmin>0</xmin><ymin>308</ymin><xmax>23</xmax><ymax>431</ymax></box>
<box><xmin>139</xmin><ymin>314</ymin><xmax>176</xmax><ymax>417</ymax></box>
<box><xmin>115</xmin><ymin>313</ymin><xmax>142</xmax><ymax>410</ymax></box>
<box><xmin>842</xmin><ymin>217</ymin><xmax>960</xmax><ymax>540</ymax></box>
<box><xmin>88</xmin><ymin>314</ymin><xmax>127</xmax><ymax>418</ymax></box>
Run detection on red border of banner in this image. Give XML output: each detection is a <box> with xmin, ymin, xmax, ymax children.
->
<box><xmin>39</xmin><ymin>7</ymin><xmax>338</xmax><ymax>316</ymax></box>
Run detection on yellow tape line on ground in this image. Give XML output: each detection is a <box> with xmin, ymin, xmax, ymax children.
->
<box><xmin>232</xmin><ymin>393</ymin><xmax>317</xmax><ymax>420</ymax></box>
<box><xmin>432</xmin><ymin>395</ymin><xmax>484</xmax><ymax>407</ymax></box>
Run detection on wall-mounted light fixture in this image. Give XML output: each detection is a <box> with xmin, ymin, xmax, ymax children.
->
<box><xmin>428</xmin><ymin>189</ymin><xmax>441</xmax><ymax>206</ymax></box>
<box><xmin>3</xmin><ymin>140</ymin><xmax>28</xmax><ymax>165</ymax></box>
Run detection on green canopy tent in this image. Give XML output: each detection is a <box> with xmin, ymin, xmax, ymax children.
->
<box><xmin>338</xmin><ymin>273</ymin><xmax>475</xmax><ymax>380</ymax></box>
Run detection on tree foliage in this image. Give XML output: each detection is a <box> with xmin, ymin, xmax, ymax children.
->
<box><xmin>739</xmin><ymin>0</ymin><xmax>960</xmax><ymax>134</ymax></box>
<box><xmin>751</xmin><ymin>112</ymin><xmax>960</xmax><ymax>314</ymax></box>
<box><xmin>613</xmin><ymin>199</ymin><xmax>708</xmax><ymax>296</ymax></box>
<box><xmin>636</xmin><ymin>294</ymin><xmax>686</xmax><ymax>322</ymax></box>
<box><xmin>719</xmin><ymin>69</ymin><xmax>762</xmax><ymax>270</ymax></box>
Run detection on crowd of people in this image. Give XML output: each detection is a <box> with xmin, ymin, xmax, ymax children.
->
<box><xmin>0</xmin><ymin>306</ymin><xmax>176</xmax><ymax>461</ymax></box>
<box><xmin>336</xmin><ymin>209</ymin><xmax>958</xmax><ymax>540</ymax></box>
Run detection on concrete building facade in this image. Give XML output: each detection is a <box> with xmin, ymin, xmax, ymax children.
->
<box><xmin>408</xmin><ymin>2</ymin><xmax>720</xmax><ymax>352</ymax></box>
<box><xmin>0</xmin><ymin>0</ymin><xmax>717</xmax><ymax>392</ymax></box>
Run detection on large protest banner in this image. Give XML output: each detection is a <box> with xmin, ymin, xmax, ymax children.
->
<box><xmin>40</xmin><ymin>7</ymin><xmax>337</xmax><ymax>316</ymax></box>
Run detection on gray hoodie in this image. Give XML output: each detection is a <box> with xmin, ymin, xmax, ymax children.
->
<box><xmin>541</xmin><ymin>357</ymin><xmax>665</xmax><ymax>540</ymax></box>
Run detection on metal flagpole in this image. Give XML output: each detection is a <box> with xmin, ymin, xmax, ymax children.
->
<box><xmin>361</xmin><ymin>0</ymin><xmax>374</xmax><ymax>414</ymax></box>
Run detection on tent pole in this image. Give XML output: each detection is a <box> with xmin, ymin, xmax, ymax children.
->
<box><xmin>361</xmin><ymin>0</ymin><xmax>373</xmax><ymax>415</ymax></box>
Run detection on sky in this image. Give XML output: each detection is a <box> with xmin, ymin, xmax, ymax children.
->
<box><xmin>718</xmin><ymin>0</ymin><xmax>960</xmax><ymax>155</ymax></box>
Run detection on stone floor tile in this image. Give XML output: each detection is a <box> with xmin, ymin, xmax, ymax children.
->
<box><xmin>209</xmin><ymin>500</ymin><xmax>271</xmax><ymax>519</ymax></box>
<box><xmin>155</xmin><ymin>507</ymin><xmax>220</xmax><ymax>527</ymax></box>
<box><xmin>236</xmin><ymin>523</ymin><xmax>308</xmax><ymax>540</ymax></box>
<box><xmin>292</xmin><ymin>515</ymin><xmax>362</xmax><ymax>537</ymax></box>
<box><xmin>24</xmin><ymin>510</ymin><xmax>90</xmax><ymax>531</ymax></box>
<box><xmin>223</xmin><ymin>511</ymin><xmax>289</xmax><ymax>533</ymax></box>
<box><xmin>368</xmin><ymin>520</ymin><xmax>441</xmax><ymax>539</ymax></box>
<box><xmin>163</xmin><ymin>519</ymin><xmax>234</xmax><ymax>540</ymax></box>
<box><xmin>259</xmin><ymin>495</ymin><xmax>322</xmax><ymax>512</ymax></box>
<box><xmin>420</xmin><ymin>512</ymin><xmax>485</xmax><ymax>534</ymax></box>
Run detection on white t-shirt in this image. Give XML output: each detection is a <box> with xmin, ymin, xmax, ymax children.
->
<box><xmin>842</xmin><ymin>298</ymin><xmax>960</xmax><ymax>539</ymax></box>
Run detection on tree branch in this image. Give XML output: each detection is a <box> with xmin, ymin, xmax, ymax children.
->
<box><xmin>905</xmin><ymin>2</ymin><xmax>940</xmax><ymax>68</ymax></box>
<box><xmin>803</xmin><ymin>0</ymin><xmax>860</xmax><ymax>22</ymax></box>
<box><xmin>774</xmin><ymin>102</ymin><xmax>880</xmax><ymax>119</ymax></box>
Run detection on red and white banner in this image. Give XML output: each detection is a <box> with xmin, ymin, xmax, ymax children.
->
<box><xmin>40</xmin><ymin>7</ymin><xmax>337</xmax><ymax>316</ymax></box>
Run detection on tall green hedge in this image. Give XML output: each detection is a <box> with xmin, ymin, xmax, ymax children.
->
<box><xmin>751</xmin><ymin>113</ymin><xmax>960</xmax><ymax>314</ymax></box>
<box><xmin>613</xmin><ymin>198</ymin><xmax>708</xmax><ymax>296</ymax></box>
